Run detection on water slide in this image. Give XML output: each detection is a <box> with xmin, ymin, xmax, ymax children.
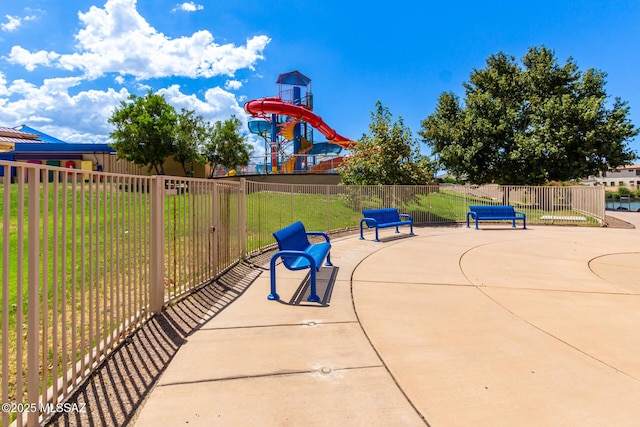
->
<box><xmin>244</xmin><ymin>97</ymin><xmax>354</xmax><ymax>149</ymax></box>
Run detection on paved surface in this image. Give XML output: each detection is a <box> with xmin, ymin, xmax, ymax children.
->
<box><xmin>135</xmin><ymin>213</ymin><xmax>640</xmax><ymax>427</ymax></box>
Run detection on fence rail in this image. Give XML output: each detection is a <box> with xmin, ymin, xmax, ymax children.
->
<box><xmin>0</xmin><ymin>160</ymin><xmax>605</xmax><ymax>426</ymax></box>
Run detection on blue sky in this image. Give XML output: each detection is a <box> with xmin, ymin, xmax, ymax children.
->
<box><xmin>1</xmin><ymin>0</ymin><xmax>639</xmax><ymax>158</ymax></box>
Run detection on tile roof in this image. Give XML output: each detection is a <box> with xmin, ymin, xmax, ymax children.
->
<box><xmin>0</xmin><ymin>136</ymin><xmax>40</xmax><ymax>143</ymax></box>
<box><xmin>0</xmin><ymin>126</ymin><xmax>39</xmax><ymax>140</ymax></box>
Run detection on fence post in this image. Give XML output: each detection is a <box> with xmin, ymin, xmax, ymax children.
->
<box><xmin>149</xmin><ymin>176</ymin><xmax>165</xmax><ymax>314</ymax></box>
<box><xmin>326</xmin><ymin>185</ymin><xmax>331</xmax><ymax>232</ymax></box>
<box><xmin>27</xmin><ymin>167</ymin><xmax>40</xmax><ymax>427</ymax></box>
<box><xmin>240</xmin><ymin>178</ymin><xmax>247</xmax><ymax>259</ymax></box>
<box><xmin>212</xmin><ymin>182</ymin><xmax>218</xmax><ymax>273</ymax></box>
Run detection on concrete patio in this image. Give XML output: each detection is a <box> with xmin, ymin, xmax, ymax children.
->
<box><xmin>134</xmin><ymin>212</ymin><xmax>640</xmax><ymax>427</ymax></box>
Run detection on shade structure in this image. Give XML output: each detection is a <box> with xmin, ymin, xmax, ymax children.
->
<box><xmin>276</xmin><ymin>71</ymin><xmax>312</xmax><ymax>87</ymax></box>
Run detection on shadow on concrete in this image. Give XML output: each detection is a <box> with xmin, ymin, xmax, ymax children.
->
<box><xmin>284</xmin><ymin>266</ymin><xmax>340</xmax><ymax>307</ymax></box>
<box><xmin>44</xmin><ymin>258</ymin><xmax>265</xmax><ymax>427</ymax></box>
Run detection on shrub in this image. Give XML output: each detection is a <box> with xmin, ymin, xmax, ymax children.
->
<box><xmin>618</xmin><ymin>186</ymin><xmax>632</xmax><ymax>195</ymax></box>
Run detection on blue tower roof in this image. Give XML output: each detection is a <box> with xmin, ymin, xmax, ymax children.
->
<box><xmin>276</xmin><ymin>71</ymin><xmax>311</xmax><ymax>87</ymax></box>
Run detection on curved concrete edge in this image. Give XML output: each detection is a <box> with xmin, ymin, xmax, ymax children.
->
<box><xmin>134</xmin><ymin>217</ymin><xmax>640</xmax><ymax>426</ymax></box>
<box><xmin>352</xmin><ymin>222</ymin><xmax>640</xmax><ymax>426</ymax></box>
<box><xmin>134</xmin><ymin>230</ymin><xmax>427</xmax><ymax>426</ymax></box>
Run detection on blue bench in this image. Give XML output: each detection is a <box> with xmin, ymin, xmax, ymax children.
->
<box><xmin>360</xmin><ymin>208</ymin><xmax>414</xmax><ymax>242</ymax></box>
<box><xmin>269</xmin><ymin>221</ymin><xmax>332</xmax><ymax>302</ymax></box>
<box><xmin>467</xmin><ymin>205</ymin><xmax>526</xmax><ymax>230</ymax></box>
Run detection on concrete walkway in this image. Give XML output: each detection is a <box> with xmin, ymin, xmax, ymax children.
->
<box><xmin>135</xmin><ymin>213</ymin><xmax>640</xmax><ymax>426</ymax></box>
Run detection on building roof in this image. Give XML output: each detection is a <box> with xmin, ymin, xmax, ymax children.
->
<box><xmin>0</xmin><ymin>136</ymin><xmax>40</xmax><ymax>143</ymax></box>
<box><xmin>16</xmin><ymin>124</ymin><xmax>70</xmax><ymax>144</ymax></box>
<box><xmin>0</xmin><ymin>126</ymin><xmax>39</xmax><ymax>140</ymax></box>
<box><xmin>12</xmin><ymin>142</ymin><xmax>114</xmax><ymax>153</ymax></box>
<box><xmin>0</xmin><ymin>124</ymin><xmax>114</xmax><ymax>156</ymax></box>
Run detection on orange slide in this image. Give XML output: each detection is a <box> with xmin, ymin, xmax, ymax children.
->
<box><xmin>244</xmin><ymin>97</ymin><xmax>354</xmax><ymax>149</ymax></box>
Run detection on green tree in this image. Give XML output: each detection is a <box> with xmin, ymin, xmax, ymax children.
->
<box><xmin>174</xmin><ymin>109</ymin><xmax>207</xmax><ymax>176</ymax></box>
<box><xmin>109</xmin><ymin>91</ymin><xmax>178</xmax><ymax>174</ymax></box>
<box><xmin>420</xmin><ymin>46</ymin><xmax>638</xmax><ymax>185</ymax></box>
<box><xmin>203</xmin><ymin>115</ymin><xmax>251</xmax><ymax>178</ymax></box>
<box><xmin>339</xmin><ymin>101</ymin><xmax>433</xmax><ymax>185</ymax></box>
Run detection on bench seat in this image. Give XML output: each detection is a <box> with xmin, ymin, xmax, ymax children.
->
<box><xmin>467</xmin><ymin>205</ymin><xmax>526</xmax><ymax>230</ymax></box>
<box><xmin>282</xmin><ymin>241</ymin><xmax>331</xmax><ymax>270</ymax></box>
<box><xmin>360</xmin><ymin>208</ymin><xmax>414</xmax><ymax>242</ymax></box>
<box><xmin>269</xmin><ymin>221</ymin><xmax>332</xmax><ymax>302</ymax></box>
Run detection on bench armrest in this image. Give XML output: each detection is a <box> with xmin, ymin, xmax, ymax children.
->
<box><xmin>399</xmin><ymin>214</ymin><xmax>413</xmax><ymax>221</ymax></box>
<box><xmin>272</xmin><ymin>249</ymin><xmax>314</xmax><ymax>262</ymax></box>
<box><xmin>306</xmin><ymin>231</ymin><xmax>331</xmax><ymax>243</ymax></box>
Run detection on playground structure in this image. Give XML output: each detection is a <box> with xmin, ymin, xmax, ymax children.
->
<box><xmin>244</xmin><ymin>71</ymin><xmax>353</xmax><ymax>174</ymax></box>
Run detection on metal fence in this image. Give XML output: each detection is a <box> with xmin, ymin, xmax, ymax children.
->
<box><xmin>244</xmin><ymin>183</ymin><xmax>605</xmax><ymax>255</ymax></box>
<box><xmin>0</xmin><ymin>162</ymin><xmax>244</xmax><ymax>427</ymax></box>
<box><xmin>0</xmin><ymin>160</ymin><xmax>605</xmax><ymax>426</ymax></box>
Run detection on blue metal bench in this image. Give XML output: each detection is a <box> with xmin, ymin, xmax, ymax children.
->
<box><xmin>269</xmin><ymin>221</ymin><xmax>332</xmax><ymax>302</ymax></box>
<box><xmin>466</xmin><ymin>205</ymin><xmax>526</xmax><ymax>230</ymax></box>
<box><xmin>360</xmin><ymin>208</ymin><xmax>414</xmax><ymax>242</ymax></box>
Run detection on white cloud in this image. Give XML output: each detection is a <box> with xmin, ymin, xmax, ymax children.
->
<box><xmin>0</xmin><ymin>76</ymin><xmax>131</xmax><ymax>141</ymax></box>
<box><xmin>7</xmin><ymin>46</ymin><xmax>61</xmax><ymax>71</ymax></box>
<box><xmin>8</xmin><ymin>0</ymin><xmax>270</xmax><ymax>80</ymax></box>
<box><xmin>0</xmin><ymin>0</ymin><xmax>268</xmax><ymax>148</ymax></box>
<box><xmin>224</xmin><ymin>80</ymin><xmax>243</xmax><ymax>90</ymax></box>
<box><xmin>158</xmin><ymin>84</ymin><xmax>245</xmax><ymax>122</ymax></box>
<box><xmin>0</xmin><ymin>72</ymin><xmax>8</xmax><ymax>97</ymax></box>
<box><xmin>1</xmin><ymin>15</ymin><xmax>21</xmax><ymax>32</ymax></box>
<box><xmin>0</xmin><ymin>76</ymin><xmax>254</xmax><ymax>146</ymax></box>
<box><xmin>172</xmin><ymin>2</ymin><xmax>204</xmax><ymax>13</ymax></box>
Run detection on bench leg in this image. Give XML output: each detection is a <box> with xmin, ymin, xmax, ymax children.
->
<box><xmin>268</xmin><ymin>256</ymin><xmax>280</xmax><ymax>301</ymax></box>
<box><xmin>325</xmin><ymin>251</ymin><xmax>333</xmax><ymax>267</ymax></box>
<box><xmin>409</xmin><ymin>223</ymin><xmax>414</xmax><ymax>236</ymax></box>
<box><xmin>512</xmin><ymin>219</ymin><xmax>516</xmax><ymax>228</ymax></box>
<box><xmin>308</xmin><ymin>264</ymin><xmax>320</xmax><ymax>303</ymax></box>
<box><xmin>374</xmin><ymin>227</ymin><xmax>380</xmax><ymax>242</ymax></box>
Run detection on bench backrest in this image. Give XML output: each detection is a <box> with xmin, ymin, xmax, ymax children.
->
<box><xmin>362</xmin><ymin>208</ymin><xmax>401</xmax><ymax>226</ymax></box>
<box><xmin>468</xmin><ymin>205</ymin><xmax>516</xmax><ymax>217</ymax></box>
<box><xmin>273</xmin><ymin>221</ymin><xmax>311</xmax><ymax>252</ymax></box>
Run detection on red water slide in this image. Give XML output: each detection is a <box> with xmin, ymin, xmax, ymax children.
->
<box><xmin>244</xmin><ymin>97</ymin><xmax>354</xmax><ymax>148</ymax></box>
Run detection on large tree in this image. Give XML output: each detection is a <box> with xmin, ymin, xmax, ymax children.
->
<box><xmin>173</xmin><ymin>109</ymin><xmax>207</xmax><ymax>176</ymax></box>
<box><xmin>203</xmin><ymin>115</ymin><xmax>251</xmax><ymax>178</ymax></box>
<box><xmin>420</xmin><ymin>46</ymin><xmax>638</xmax><ymax>184</ymax></box>
<box><xmin>109</xmin><ymin>91</ymin><xmax>178</xmax><ymax>175</ymax></box>
<box><xmin>339</xmin><ymin>101</ymin><xmax>433</xmax><ymax>185</ymax></box>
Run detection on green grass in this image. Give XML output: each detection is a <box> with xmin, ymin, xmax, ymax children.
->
<box><xmin>1</xmin><ymin>181</ymin><xmax>153</xmax><ymax>406</ymax></box>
